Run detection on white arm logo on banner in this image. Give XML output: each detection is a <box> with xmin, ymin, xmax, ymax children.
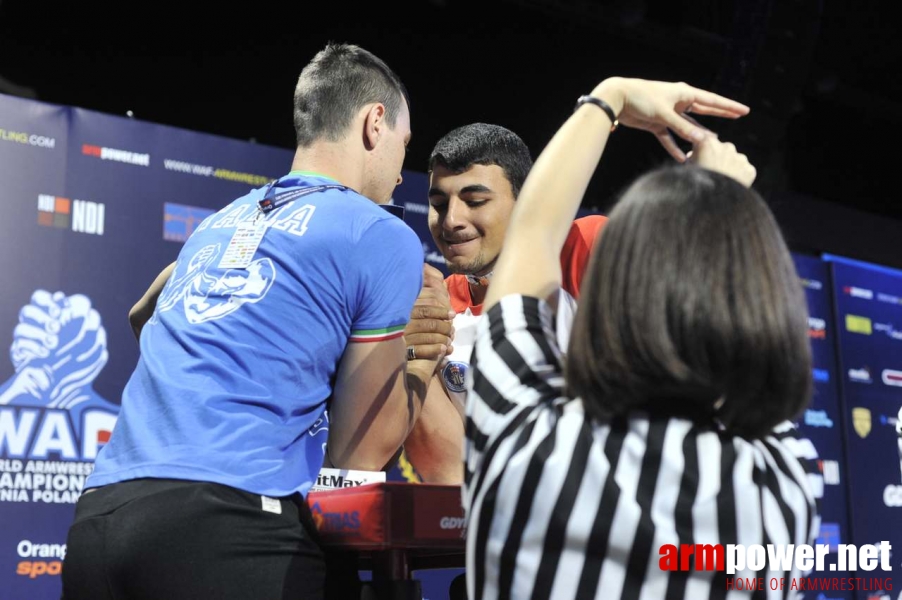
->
<box><xmin>0</xmin><ymin>291</ymin><xmax>108</xmax><ymax>411</ymax></box>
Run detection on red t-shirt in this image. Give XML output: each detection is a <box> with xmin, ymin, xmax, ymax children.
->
<box><xmin>445</xmin><ymin>215</ymin><xmax>608</xmax><ymax>315</ymax></box>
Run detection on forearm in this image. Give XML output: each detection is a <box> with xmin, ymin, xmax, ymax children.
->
<box><xmin>485</xmin><ymin>79</ymin><xmax>625</xmax><ymax>310</ymax></box>
<box><xmin>403</xmin><ymin>374</ymin><xmax>465</xmax><ymax>484</ymax></box>
<box><xmin>404</xmin><ymin>359</ymin><xmax>437</xmax><ymax>433</ymax></box>
<box><xmin>128</xmin><ymin>301</ymin><xmax>154</xmax><ymax>340</ymax></box>
<box><xmin>328</xmin><ymin>358</ymin><xmax>436</xmax><ymax>471</ymax></box>
<box><xmin>128</xmin><ymin>262</ymin><xmax>176</xmax><ymax>340</ymax></box>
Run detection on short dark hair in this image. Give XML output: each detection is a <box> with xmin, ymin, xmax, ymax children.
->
<box><xmin>428</xmin><ymin>123</ymin><xmax>532</xmax><ymax>197</ymax></box>
<box><xmin>565</xmin><ymin>166</ymin><xmax>812</xmax><ymax>438</ymax></box>
<box><xmin>293</xmin><ymin>43</ymin><xmax>408</xmax><ymax>147</ymax></box>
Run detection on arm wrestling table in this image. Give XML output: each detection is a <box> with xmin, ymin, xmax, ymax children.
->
<box><xmin>307</xmin><ymin>483</ymin><xmax>466</xmax><ymax>600</ymax></box>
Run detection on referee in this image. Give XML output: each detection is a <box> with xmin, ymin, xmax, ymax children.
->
<box><xmin>464</xmin><ymin>77</ymin><xmax>823</xmax><ymax>599</ymax></box>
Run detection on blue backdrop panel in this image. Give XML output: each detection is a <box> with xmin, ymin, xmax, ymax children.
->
<box><xmin>0</xmin><ymin>94</ymin><xmax>81</xmax><ymax>600</ymax></box>
<box><xmin>0</xmin><ymin>95</ymin><xmax>300</xmax><ymax>599</ymax></box>
<box><xmin>793</xmin><ymin>253</ymin><xmax>855</xmax><ymax>598</ymax></box>
<box><xmin>827</xmin><ymin>256</ymin><xmax>902</xmax><ymax>599</ymax></box>
<box><xmin>0</xmin><ymin>94</ymin><xmax>69</xmax><ymax>329</ymax></box>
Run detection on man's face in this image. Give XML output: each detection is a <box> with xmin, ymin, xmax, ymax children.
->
<box><xmin>368</xmin><ymin>100</ymin><xmax>411</xmax><ymax>204</ymax></box>
<box><xmin>428</xmin><ymin>164</ymin><xmax>516</xmax><ymax>276</ymax></box>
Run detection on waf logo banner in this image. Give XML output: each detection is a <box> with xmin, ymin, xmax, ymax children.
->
<box><xmin>0</xmin><ymin>291</ymin><xmax>119</xmax><ymax>505</ymax></box>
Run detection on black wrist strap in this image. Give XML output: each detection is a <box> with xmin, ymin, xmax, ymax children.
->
<box><xmin>575</xmin><ymin>95</ymin><xmax>619</xmax><ymax>132</ymax></box>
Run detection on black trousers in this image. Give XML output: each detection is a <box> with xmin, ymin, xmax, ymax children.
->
<box><xmin>62</xmin><ymin>479</ymin><xmax>326</xmax><ymax>600</ymax></box>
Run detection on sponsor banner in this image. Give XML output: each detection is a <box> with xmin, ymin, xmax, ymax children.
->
<box><xmin>877</xmin><ymin>292</ymin><xmax>902</xmax><ymax>307</ymax></box>
<box><xmin>805</xmin><ymin>409</ymin><xmax>835</xmax><ymax>429</ymax></box>
<box><xmin>830</xmin><ymin>256</ymin><xmax>902</xmax><ymax>581</ymax></box>
<box><xmin>843</xmin><ymin>286</ymin><xmax>874</xmax><ymax>300</ymax></box>
<box><xmin>793</xmin><ymin>254</ymin><xmax>852</xmax><ymax>597</ymax></box>
<box><xmin>0</xmin><ymin>96</ymin><xmax>62</xmax><ymax>158</ymax></box>
<box><xmin>814</xmin><ymin>368</ymin><xmax>831</xmax><ymax>383</ymax></box>
<box><xmin>309</xmin><ymin>483</ymin><xmax>466</xmax><ymax>548</ymax></box>
<box><xmin>849</xmin><ymin>367</ymin><xmax>873</xmax><ymax>384</ymax></box>
<box><xmin>308</xmin><ymin>486</ymin><xmax>384</xmax><ymax>544</ymax></box>
<box><xmin>873</xmin><ymin>322</ymin><xmax>902</xmax><ymax>342</ymax></box>
<box><xmin>308</xmin><ymin>484</ymin><xmax>467</xmax><ymax>549</ymax></box>
<box><xmin>36</xmin><ymin>195</ymin><xmax>105</xmax><ymax>235</ymax></box>
<box><xmin>809</xmin><ymin>316</ymin><xmax>827</xmax><ymax>339</ymax></box>
<box><xmin>14</xmin><ymin>538</ymin><xmax>66</xmax><ymax>579</ymax></box>
<box><xmin>0</xmin><ymin>291</ymin><xmax>118</xmax><ymax>506</ymax></box>
<box><xmin>81</xmin><ymin>143</ymin><xmax>150</xmax><ymax>167</ymax></box>
<box><xmin>883</xmin><ymin>370</ymin><xmax>902</xmax><ymax>388</ymax></box>
<box><xmin>801</xmin><ymin>277</ymin><xmax>824</xmax><ymax>291</ymax></box>
<box><xmin>0</xmin><ymin>290</ymin><xmax>118</xmax><ymax>599</ymax></box>
<box><xmin>311</xmin><ymin>468</ymin><xmax>385</xmax><ymax>492</ymax></box>
<box><xmin>846</xmin><ymin>315</ymin><xmax>873</xmax><ymax>335</ymax></box>
<box><xmin>162</xmin><ymin>158</ymin><xmax>270</xmax><ymax>186</ymax></box>
<box><xmin>0</xmin><ymin>129</ymin><xmax>57</xmax><ymax>150</ymax></box>
<box><xmin>820</xmin><ymin>459</ymin><xmax>841</xmax><ymax>485</ymax></box>
<box><xmin>163</xmin><ymin>202</ymin><xmax>215</xmax><ymax>243</ymax></box>
<box><xmin>412</xmin><ymin>486</ymin><xmax>467</xmax><ymax>542</ymax></box>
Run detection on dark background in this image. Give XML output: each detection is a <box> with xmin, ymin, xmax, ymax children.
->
<box><xmin>1</xmin><ymin>0</ymin><xmax>899</xmax><ymax>265</ymax></box>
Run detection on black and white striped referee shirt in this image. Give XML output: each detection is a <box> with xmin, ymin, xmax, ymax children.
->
<box><xmin>464</xmin><ymin>294</ymin><xmax>823</xmax><ymax>600</ymax></box>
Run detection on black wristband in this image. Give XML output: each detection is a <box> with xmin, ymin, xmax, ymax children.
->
<box><xmin>575</xmin><ymin>95</ymin><xmax>619</xmax><ymax>131</ymax></box>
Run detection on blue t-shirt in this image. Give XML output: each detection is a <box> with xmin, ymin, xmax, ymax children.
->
<box><xmin>87</xmin><ymin>173</ymin><xmax>424</xmax><ymax>497</ymax></box>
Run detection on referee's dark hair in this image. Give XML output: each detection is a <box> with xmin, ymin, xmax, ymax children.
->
<box><xmin>566</xmin><ymin>165</ymin><xmax>812</xmax><ymax>438</ymax></box>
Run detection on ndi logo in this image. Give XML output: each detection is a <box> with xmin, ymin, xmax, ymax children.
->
<box><xmin>71</xmin><ymin>200</ymin><xmax>105</xmax><ymax>235</ymax></box>
<box><xmin>37</xmin><ymin>195</ymin><xmax>105</xmax><ymax>236</ymax></box>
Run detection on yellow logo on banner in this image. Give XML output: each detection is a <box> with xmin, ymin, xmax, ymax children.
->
<box><xmin>845</xmin><ymin>314</ymin><xmax>873</xmax><ymax>335</ymax></box>
<box><xmin>852</xmin><ymin>407</ymin><xmax>871</xmax><ymax>438</ymax></box>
